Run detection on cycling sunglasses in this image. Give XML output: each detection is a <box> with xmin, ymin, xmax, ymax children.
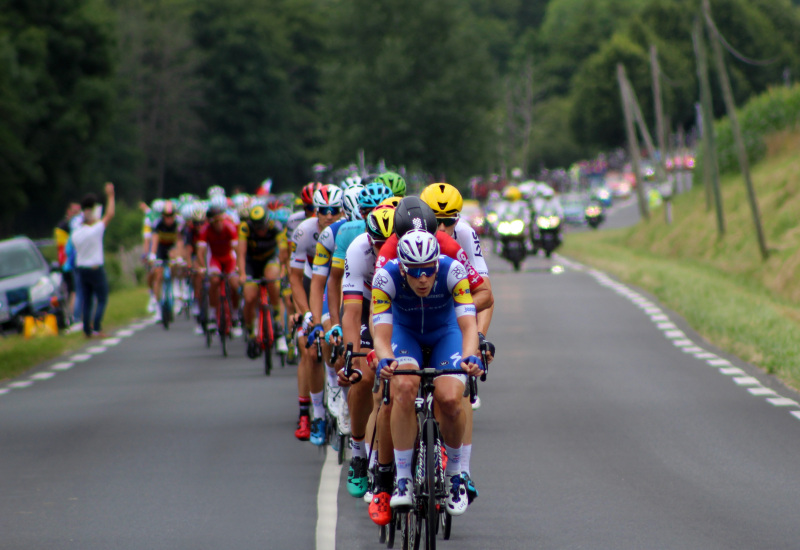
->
<box><xmin>437</xmin><ymin>216</ymin><xmax>458</xmax><ymax>227</ymax></box>
<box><xmin>405</xmin><ymin>265</ymin><xmax>437</xmax><ymax>279</ymax></box>
<box><xmin>318</xmin><ymin>206</ymin><xmax>341</xmax><ymax>216</ymax></box>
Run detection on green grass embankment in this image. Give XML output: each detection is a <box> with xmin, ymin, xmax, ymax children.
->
<box><xmin>0</xmin><ymin>286</ymin><xmax>149</xmax><ymax>381</ymax></box>
<box><xmin>563</xmin><ymin>131</ymin><xmax>800</xmax><ymax>391</ymax></box>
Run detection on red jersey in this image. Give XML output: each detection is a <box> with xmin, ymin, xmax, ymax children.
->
<box><xmin>376</xmin><ymin>232</ymin><xmax>485</xmax><ymax>291</ymax></box>
<box><xmin>198</xmin><ymin>219</ymin><xmax>238</xmax><ymax>258</ymax></box>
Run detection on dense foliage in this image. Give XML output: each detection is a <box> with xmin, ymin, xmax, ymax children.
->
<box><xmin>3</xmin><ymin>0</ymin><xmax>800</xmax><ymax>237</ymax></box>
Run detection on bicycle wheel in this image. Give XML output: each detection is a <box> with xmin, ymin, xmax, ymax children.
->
<box><xmin>386</xmin><ymin>510</ymin><xmax>397</xmax><ymax>548</ymax></box>
<box><xmin>424</xmin><ymin>420</ymin><xmax>437</xmax><ymax>550</ymax></box>
<box><xmin>219</xmin><ymin>297</ymin><xmax>228</xmax><ymax>357</ymax></box>
<box><xmin>337</xmin><ymin>434</ymin><xmax>346</xmax><ymax>465</ymax></box>
<box><xmin>161</xmin><ymin>299</ymin><xmax>170</xmax><ymax>329</ymax></box>
<box><xmin>262</xmin><ymin>306</ymin><xmax>273</xmax><ymax>376</ymax></box>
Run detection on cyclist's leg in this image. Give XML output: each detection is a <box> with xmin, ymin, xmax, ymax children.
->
<box><xmin>243</xmin><ymin>261</ymin><xmax>262</xmax><ymax>336</ymax></box>
<box><xmin>207</xmin><ymin>257</ymin><xmax>223</xmax><ymax>323</ymax></box>
<box><xmin>152</xmin><ymin>265</ymin><xmax>164</xmax><ymax>305</ymax></box>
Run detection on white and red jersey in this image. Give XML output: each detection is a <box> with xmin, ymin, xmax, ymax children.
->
<box><xmin>451</xmin><ymin>220</ymin><xmax>489</xmax><ymax>278</ymax></box>
<box><xmin>342</xmin><ymin>233</ymin><xmax>378</xmax><ymax>305</ymax></box>
<box><xmin>290</xmin><ymin>217</ymin><xmax>322</xmax><ymax>278</ymax></box>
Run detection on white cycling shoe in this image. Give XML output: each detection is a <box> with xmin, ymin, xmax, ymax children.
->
<box><xmin>445</xmin><ymin>473</ymin><xmax>469</xmax><ymax>516</ymax></box>
<box><xmin>390</xmin><ymin>477</ymin><xmax>414</xmax><ymax>508</ymax></box>
<box><xmin>276</xmin><ymin>335</ymin><xmax>289</xmax><ymax>354</ymax></box>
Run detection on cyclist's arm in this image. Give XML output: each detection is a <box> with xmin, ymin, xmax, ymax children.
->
<box><xmin>309</xmin><ymin>273</ymin><xmax>326</xmax><ymax>326</ymax></box>
<box><xmin>471</xmin><ymin>280</ymin><xmax>493</xmax><ymax>312</ymax></box>
<box><xmin>150</xmin><ymin>230</ymin><xmax>159</xmax><ymax>257</ymax></box>
<box><xmin>237</xmin><ymin>236</ymin><xmax>248</xmax><ymax>279</ymax></box>
<box><xmin>476</xmin><ymin>276</ymin><xmax>494</xmax><ymax>335</ymax></box>
<box><xmin>371</xmin><ymin>274</ymin><xmax>394</xmax><ymax>361</ymax></box>
<box><xmin>290</xmin><ymin>267</ymin><xmax>309</xmax><ymax>315</ymax></box>
<box><xmin>457</xmin><ymin>313</ymin><xmax>479</xmax><ymax>362</ymax></box>
<box><xmin>327</xmin><ymin>266</ymin><xmax>344</xmax><ymax>328</ymax></box>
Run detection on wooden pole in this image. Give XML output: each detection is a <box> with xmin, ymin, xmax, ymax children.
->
<box><xmin>692</xmin><ymin>16</ymin><xmax>725</xmax><ymax>235</ymax></box>
<box><xmin>618</xmin><ymin>64</ymin><xmax>649</xmax><ymax>221</ymax></box>
<box><xmin>704</xmin><ymin>0</ymin><xmax>768</xmax><ymax>259</ymax></box>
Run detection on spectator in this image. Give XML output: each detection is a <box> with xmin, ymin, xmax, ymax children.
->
<box><xmin>54</xmin><ymin>202</ymin><xmax>81</xmax><ymax>324</ymax></box>
<box><xmin>71</xmin><ymin>183</ymin><xmax>115</xmax><ymax>338</ymax></box>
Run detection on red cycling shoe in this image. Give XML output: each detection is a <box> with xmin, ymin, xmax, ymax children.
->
<box><xmin>368</xmin><ymin>492</ymin><xmax>392</xmax><ymax>526</ymax></box>
<box><xmin>295</xmin><ymin>416</ymin><xmax>311</xmax><ymax>441</ymax></box>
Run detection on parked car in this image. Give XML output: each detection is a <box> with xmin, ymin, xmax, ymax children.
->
<box><xmin>0</xmin><ymin>236</ymin><xmax>67</xmax><ymax>333</ymax></box>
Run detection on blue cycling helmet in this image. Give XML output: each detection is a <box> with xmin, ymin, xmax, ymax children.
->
<box><xmin>359</xmin><ymin>182</ymin><xmax>393</xmax><ymax>209</ymax></box>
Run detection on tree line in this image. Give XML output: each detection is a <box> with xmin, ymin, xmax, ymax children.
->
<box><xmin>3</xmin><ymin>0</ymin><xmax>799</xmax><ymax>237</ymax></box>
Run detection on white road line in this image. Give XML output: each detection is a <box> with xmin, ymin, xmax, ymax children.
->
<box><xmin>643</xmin><ymin>308</ymin><xmax>662</xmax><ymax>315</ymax></box>
<box><xmin>29</xmin><ymin>372</ymin><xmax>56</xmax><ymax>381</ymax></box>
<box><xmin>86</xmin><ymin>346</ymin><xmax>107</xmax><ymax>354</ymax></box>
<box><xmin>0</xmin><ymin>388</ymin><xmax>10</xmax><ymax>395</ymax></box>
<box><xmin>791</xmin><ymin>411</ymin><xmax>800</xmax><ymax>421</ymax></box>
<box><xmin>681</xmin><ymin>346</ymin><xmax>705</xmax><ymax>353</ymax></box>
<box><xmin>116</xmin><ymin>330</ymin><xmax>135</xmax><ymax>337</ymax></box>
<box><xmin>650</xmin><ymin>314</ymin><xmax>669</xmax><ymax>321</ymax></box>
<box><xmin>656</xmin><ymin>322</ymin><xmax>677</xmax><ymax>329</ymax></box>
<box><xmin>707</xmin><ymin>359</ymin><xmax>732</xmax><ymax>367</ymax></box>
<box><xmin>767</xmin><ymin>397</ymin><xmax>800</xmax><ymax>407</ymax></box>
<box><xmin>672</xmin><ymin>339</ymin><xmax>694</xmax><ymax>347</ymax></box>
<box><xmin>102</xmin><ymin>338</ymin><xmax>122</xmax><ymax>346</ymax></box>
<box><xmin>70</xmin><ymin>354</ymin><xmax>92</xmax><ymax>362</ymax></box>
<box><xmin>315</xmin><ymin>450</ymin><xmax>340</xmax><ymax>550</ymax></box>
<box><xmin>733</xmin><ymin>377</ymin><xmax>760</xmax><ymax>386</ymax></box>
<box><xmin>664</xmin><ymin>330</ymin><xmax>686</xmax><ymax>339</ymax></box>
<box><xmin>719</xmin><ymin>367</ymin><xmax>745</xmax><ymax>376</ymax></box>
<box><xmin>693</xmin><ymin>352</ymin><xmax>718</xmax><ymax>359</ymax></box>
<box><xmin>51</xmin><ymin>362</ymin><xmax>75</xmax><ymax>371</ymax></box>
<box><xmin>749</xmin><ymin>387</ymin><xmax>777</xmax><ymax>396</ymax></box>
<box><xmin>8</xmin><ymin>381</ymin><xmax>33</xmax><ymax>389</ymax></box>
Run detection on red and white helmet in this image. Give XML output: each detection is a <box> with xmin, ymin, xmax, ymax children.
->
<box><xmin>313</xmin><ymin>184</ymin><xmax>344</xmax><ymax>208</ymax></box>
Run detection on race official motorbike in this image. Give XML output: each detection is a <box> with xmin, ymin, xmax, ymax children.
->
<box><xmin>535</xmin><ymin>214</ymin><xmax>562</xmax><ymax>258</ymax></box>
<box><xmin>584</xmin><ymin>203</ymin><xmax>604</xmax><ymax>229</ymax></box>
<box><xmin>496</xmin><ymin>218</ymin><xmax>527</xmax><ymax>271</ymax></box>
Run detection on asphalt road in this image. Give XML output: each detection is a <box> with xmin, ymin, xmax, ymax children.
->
<box><xmin>3</xmin><ymin>206</ymin><xmax>800</xmax><ymax>549</ymax></box>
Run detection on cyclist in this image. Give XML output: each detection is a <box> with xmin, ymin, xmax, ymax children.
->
<box><xmin>183</xmin><ymin>203</ymin><xmax>208</xmax><ymax>332</ymax></box>
<box><xmin>336</xmin><ymin>207</ymin><xmax>396</xmax><ymax>520</ymax></box>
<box><xmin>289</xmin><ymin>184</ymin><xmax>344</xmax><ymax>443</ymax></box>
<box><xmin>196</xmin><ymin>206</ymin><xmax>242</xmax><ymax>337</ymax></box>
<box><xmin>421</xmin><ymin>182</ymin><xmax>496</xmax><ymax>503</ymax></box>
<box><xmin>375</xmin><ymin>197</ymin><xmax>493</xmax><ymax>313</ymax></box>
<box><xmin>238</xmin><ymin>204</ymin><xmax>289</xmax><ymax>356</ymax></box>
<box><xmin>144</xmin><ymin>198</ymin><xmax>164</xmax><ymax>314</ymax></box>
<box><xmin>374</xmin><ymin>171</ymin><xmax>407</xmax><ymax>197</ymax></box>
<box><xmin>148</xmin><ymin>201</ymin><xmax>185</xmax><ymax>321</ymax></box>
<box><xmin>372</xmin><ymin>230</ymin><xmax>483</xmax><ymax>517</ymax></box>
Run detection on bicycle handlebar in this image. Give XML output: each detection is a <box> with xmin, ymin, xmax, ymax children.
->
<box><xmin>342</xmin><ymin>342</ymin><xmax>367</xmax><ymax>384</ymax></box>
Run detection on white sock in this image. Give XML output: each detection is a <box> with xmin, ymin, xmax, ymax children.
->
<box><xmin>325</xmin><ymin>363</ymin><xmax>338</xmax><ymax>388</ymax></box>
<box><xmin>351</xmin><ymin>438</ymin><xmax>367</xmax><ymax>459</ymax></box>
<box><xmin>461</xmin><ymin>444</ymin><xmax>472</xmax><ymax>476</ymax></box>
<box><xmin>366</xmin><ymin>443</ymin><xmax>376</xmax><ymax>469</ymax></box>
<box><xmin>311</xmin><ymin>390</ymin><xmax>325</xmax><ymax>419</ymax></box>
<box><xmin>394</xmin><ymin>449</ymin><xmax>414</xmax><ymax>480</ymax></box>
<box><xmin>444</xmin><ymin>444</ymin><xmax>462</xmax><ymax>476</ymax></box>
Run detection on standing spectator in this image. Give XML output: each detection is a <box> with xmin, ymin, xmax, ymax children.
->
<box><xmin>72</xmin><ymin>183</ymin><xmax>115</xmax><ymax>338</ymax></box>
<box><xmin>54</xmin><ymin>202</ymin><xmax>81</xmax><ymax>324</ymax></box>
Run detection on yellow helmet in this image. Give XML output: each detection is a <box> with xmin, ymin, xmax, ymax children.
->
<box><xmin>249</xmin><ymin>205</ymin><xmax>268</xmax><ymax>225</ymax></box>
<box><xmin>366</xmin><ymin>207</ymin><xmax>395</xmax><ymax>240</ymax></box>
<box><xmin>420</xmin><ymin>183</ymin><xmax>463</xmax><ymax>218</ymax></box>
<box><xmin>503</xmin><ymin>186</ymin><xmax>522</xmax><ymax>201</ymax></box>
<box><xmin>379</xmin><ymin>196</ymin><xmax>401</xmax><ymax>209</ymax></box>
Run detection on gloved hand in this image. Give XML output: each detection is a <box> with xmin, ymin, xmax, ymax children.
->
<box><xmin>306</xmin><ymin>324</ymin><xmax>324</xmax><ymax>348</ymax></box>
<box><xmin>377</xmin><ymin>357</ymin><xmax>397</xmax><ymax>379</ymax></box>
<box><xmin>325</xmin><ymin>324</ymin><xmax>342</xmax><ymax>344</ymax></box>
<box><xmin>301</xmin><ymin>311</ymin><xmax>314</xmax><ymax>333</ymax></box>
<box><xmin>460</xmin><ymin>355</ymin><xmax>484</xmax><ymax>377</ymax></box>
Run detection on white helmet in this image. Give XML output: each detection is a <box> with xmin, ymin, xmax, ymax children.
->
<box><xmin>341</xmin><ymin>175</ymin><xmax>362</xmax><ymax>190</ymax></box>
<box><xmin>207</xmin><ymin>185</ymin><xmax>225</xmax><ymax>198</ymax></box>
<box><xmin>541</xmin><ymin>186</ymin><xmax>555</xmax><ymax>199</ymax></box>
<box><xmin>313</xmin><ymin>184</ymin><xmax>344</xmax><ymax>208</ymax></box>
<box><xmin>179</xmin><ymin>202</ymin><xmax>193</xmax><ymax>220</ymax></box>
<box><xmin>209</xmin><ymin>194</ymin><xmax>227</xmax><ymax>211</ymax></box>
<box><xmin>342</xmin><ymin>185</ymin><xmax>364</xmax><ymax>220</ymax></box>
<box><xmin>397</xmin><ymin>230</ymin><xmax>440</xmax><ymax>267</ymax></box>
<box><xmin>191</xmin><ymin>202</ymin><xmax>207</xmax><ymax>222</ymax></box>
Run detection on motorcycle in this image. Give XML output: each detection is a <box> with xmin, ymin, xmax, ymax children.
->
<box><xmin>584</xmin><ymin>204</ymin><xmax>604</xmax><ymax>229</ymax></box>
<box><xmin>496</xmin><ymin>218</ymin><xmax>527</xmax><ymax>271</ymax></box>
<box><xmin>535</xmin><ymin>214</ymin><xmax>562</xmax><ymax>258</ymax></box>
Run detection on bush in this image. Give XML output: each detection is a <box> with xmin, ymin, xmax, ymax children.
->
<box><xmin>104</xmin><ymin>200</ymin><xmax>145</xmax><ymax>252</ymax></box>
<box><xmin>700</xmin><ymin>84</ymin><xmax>800</xmax><ymax>175</ymax></box>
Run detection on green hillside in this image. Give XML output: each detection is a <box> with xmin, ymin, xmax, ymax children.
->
<box><xmin>564</xmin><ymin>130</ymin><xmax>800</xmax><ymax>391</ymax></box>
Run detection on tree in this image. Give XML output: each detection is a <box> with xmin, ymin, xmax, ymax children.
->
<box><xmin>321</xmin><ymin>0</ymin><xmax>496</xmax><ymax>181</ymax></box>
<box><xmin>0</xmin><ymin>0</ymin><xmax>116</xmax><ymax>237</ymax></box>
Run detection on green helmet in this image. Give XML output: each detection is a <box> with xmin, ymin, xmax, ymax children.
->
<box><xmin>375</xmin><ymin>171</ymin><xmax>406</xmax><ymax>197</ymax></box>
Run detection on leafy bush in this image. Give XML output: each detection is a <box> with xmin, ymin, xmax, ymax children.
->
<box><xmin>702</xmin><ymin>84</ymin><xmax>800</xmax><ymax>175</ymax></box>
<box><xmin>104</xmin><ymin>200</ymin><xmax>145</xmax><ymax>252</ymax></box>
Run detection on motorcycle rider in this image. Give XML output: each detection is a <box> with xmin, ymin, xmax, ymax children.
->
<box><xmin>495</xmin><ymin>186</ymin><xmax>532</xmax><ymax>252</ymax></box>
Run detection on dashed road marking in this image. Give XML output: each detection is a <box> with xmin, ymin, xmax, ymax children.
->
<box><xmin>585</xmin><ymin>267</ymin><xmax>800</xmax><ymax>424</ymax></box>
<box><xmin>0</xmin><ymin>317</ymin><xmax>152</xmax><ymax>396</ymax></box>
<box><xmin>316</xmin><ymin>448</ymin><xmax>340</xmax><ymax>550</ymax></box>
<box><xmin>767</xmin><ymin>397</ymin><xmax>800</xmax><ymax>407</ymax></box>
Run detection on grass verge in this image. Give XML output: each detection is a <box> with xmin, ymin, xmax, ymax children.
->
<box><xmin>563</xmin><ymin>132</ymin><xmax>800</xmax><ymax>392</ymax></box>
<box><xmin>0</xmin><ymin>286</ymin><xmax>149</xmax><ymax>382</ymax></box>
